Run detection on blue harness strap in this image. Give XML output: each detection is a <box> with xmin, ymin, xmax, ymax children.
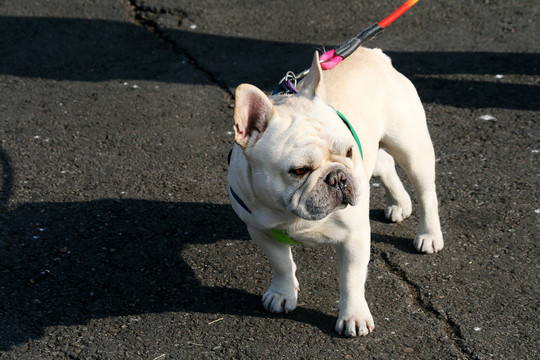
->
<box><xmin>229</xmin><ymin>186</ymin><xmax>252</xmax><ymax>214</ymax></box>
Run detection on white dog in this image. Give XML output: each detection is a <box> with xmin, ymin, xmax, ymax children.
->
<box><xmin>228</xmin><ymin>47</ymin><xmax>443</xmax><ymax>337</ymax></box>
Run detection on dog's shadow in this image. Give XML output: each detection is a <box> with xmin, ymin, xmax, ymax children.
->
<box><xmin>0</xmin><ymin>195</ymin><xmax>420</xmax><ymax>349</ymax></box>
<box><xmin>0</xmin><ymin>195</ymin><xmax>342</xmax><ymax>349</ymax></box>
<box><xmin>369</xmin><ymin>209</ymin><xmax>421</xmax><ymax>255</ymax></box>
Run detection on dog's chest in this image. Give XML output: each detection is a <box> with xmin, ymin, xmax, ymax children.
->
<box><xmin>287</xmin><ymin>216</ymin><xmax>352</xmax><ymax>246</ymax></box>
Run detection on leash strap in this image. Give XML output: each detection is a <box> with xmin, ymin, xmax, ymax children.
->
<box><xmin>379</xmin><ymin>0</ymin><xmax>419</xmax><ymax>28</ymax></box>
<box><xmin>273</xmin><ymin>0</ymin><xmax>420</xmax><ymax>94</ymax></box>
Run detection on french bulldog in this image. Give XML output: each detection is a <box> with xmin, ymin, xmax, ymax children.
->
<box><xmin>228</xmin><ymin>47</ymin><xmax>444</xmax><ymax>337</ymax></box>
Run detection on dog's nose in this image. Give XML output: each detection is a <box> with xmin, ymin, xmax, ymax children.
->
<box><xmin>324</xmin><ymin>170</ymin><xmax>348</xmax><ymax>189</ymax></box>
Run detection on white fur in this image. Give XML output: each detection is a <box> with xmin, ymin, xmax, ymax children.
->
<box><xmin>228</xmin><ymin>47</ymin><xmax>443</xmax><ymax>337</ymax></box>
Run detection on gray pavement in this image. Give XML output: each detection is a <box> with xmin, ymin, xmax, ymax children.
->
<box><xmin>0</xmin><ymin>0</ymin><xmax>538</xmax><ymax>359</ymax></box>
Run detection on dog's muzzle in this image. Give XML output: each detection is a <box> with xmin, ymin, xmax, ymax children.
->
<box><xmin>324</xmin><ymin>169</ymin><xmax>351</xmax><ymax>195</ymax></box>
<box><xmin>323</xmin><ymin>168</ymin><xmax>356</xmax><ymax>206</ymax></box>
<box><xmin>295</xmin><ymin>168</ymin><xmax>357</xmax><ymax>221</ymax></box>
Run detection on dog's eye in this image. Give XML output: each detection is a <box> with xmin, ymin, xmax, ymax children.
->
<box><xmin>346</xmin><ymin>147</ymin><xmax>353</xmax><ymax>158</ymax></box>
<box><xmin>291</xmin><ymin>167</ymin><xmax>311</xmax><ymax>176</ymax></box>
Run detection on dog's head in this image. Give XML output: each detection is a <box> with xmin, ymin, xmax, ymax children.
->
<box><xmin>233</xmin><ymin>53</ymin><xmax>362</xmax><ymax>221</ymax></box>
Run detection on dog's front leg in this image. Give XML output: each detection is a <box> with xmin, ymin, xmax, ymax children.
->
<box><xmin>335</xmin><ymin>222</ymin><xmax>374</xmax><ymax>337</ymax></box>
<box><xmin>247</xmin><ymin>225</ymin><xmax>299</xmax><ymax>314</ymax></box>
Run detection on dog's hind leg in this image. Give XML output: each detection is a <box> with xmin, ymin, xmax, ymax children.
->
<box><xmin>381</xmin><ymin>127</ymin><xmax>444</xmax><ymax>254</ymax></box>
<box><xmin>372</xmin><ymin>148</ymin><xmax>412</xmax><ymax>223</ymax></box>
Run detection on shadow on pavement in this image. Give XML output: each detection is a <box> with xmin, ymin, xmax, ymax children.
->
<box><xmin>0</xmin><ymin>198</ymin><xmax>355</xmax><ymax>348</ymax></box>
<box><xmin>0</xmin><ymin>147</ymin><xmax>13</xmax><ymax>208</ymax></box>
<box><xmin>1</xmin><ymin>16</ymin><xmax>538</xmax><ymax>110</ymax></box>
<box><xmin>0</xmin><ymin>197</ymin><xmax>232</xmax><ymax>348</ymax></box>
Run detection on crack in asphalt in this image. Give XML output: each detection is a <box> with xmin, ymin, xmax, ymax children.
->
<box><xmin>126</xmin><ymin>0</ymin><xmax>235</xmax><ymax>104</ymax></box>
<box><xmin>376</xmin><ymin>250</ymin><xmax>478</xmax><ymax>360</ymax></box>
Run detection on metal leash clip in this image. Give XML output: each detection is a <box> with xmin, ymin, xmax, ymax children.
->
<box><xmin>272</xmin><ymin>71</ymin><xmax>300</xmax><ymax>95</ymax></box>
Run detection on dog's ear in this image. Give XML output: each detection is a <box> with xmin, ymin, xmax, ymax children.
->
<box><xmin>297</xmin><ymin>51</ymin><xmax>327</xmax><ymax>101</ymax></box>
<box><xmin>233</xmin><ymin>84</ymin><xmax>274</xmax><ymax>149</ymax></box>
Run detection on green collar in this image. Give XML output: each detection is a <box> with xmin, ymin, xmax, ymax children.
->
<box><xmin>271</xmin><ymin>228</ymin><xmax>302</xmax><ymax>246</ymax></box>
<box><xmin>333</xmin><ymin>107</ymin><xmax>364</xmax><ymax>159</ymax></box>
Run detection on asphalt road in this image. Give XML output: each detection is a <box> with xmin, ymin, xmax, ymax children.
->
<box><xmin>0</xmin><ymin>0</ymin><xmax>538</xmax><ymax>359</ymax></box>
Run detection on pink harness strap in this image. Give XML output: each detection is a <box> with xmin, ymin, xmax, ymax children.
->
<box><xmin>320</xmin><ymin>49</ymin><xmax>344</xmax><ymax>70</ymax></box>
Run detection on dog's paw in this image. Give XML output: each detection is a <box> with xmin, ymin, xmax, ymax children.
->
<box><xmin>384</xmin><ymin>191</ymin><xmax>412</xmax><ymax>222</ymax></box>
<box><xmin>384</xmin><ymin>202</ymin><xmax>412</xmax><ymax>223</ymax></box>
<box><xmin>335</xmin><ymin>308</ymin><xmax>375</xmax><ymax>337</ymax></box>
<box><xmin>262</xmin><ymin>288</ymin><xmax>298</xmax><ymax>313</ymax></box>
<box><xmin>414</xmin><ymin>232</ymin><xmax>444</xmax><ymax>254</ymax></box>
